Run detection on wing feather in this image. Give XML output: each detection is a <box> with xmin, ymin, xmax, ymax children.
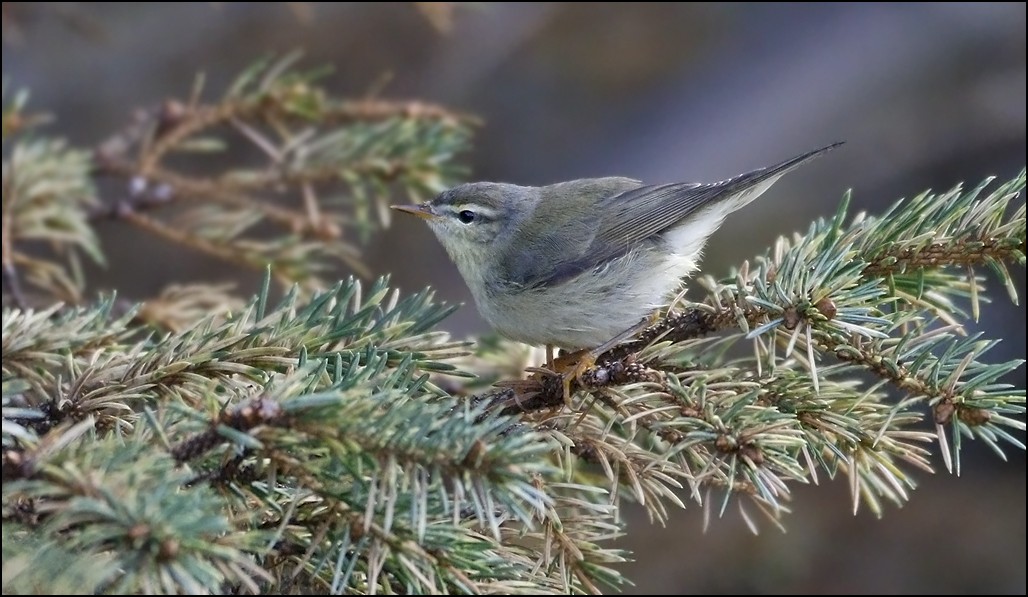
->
<box><xmin>502</xmin><ymin>143</ymin><xmax>842</xmax><ymax>289</ymax></box>
<box><xmin>596</xmin><ymin>143</ymin><xmax>842</xmax><ymax>250</ymax></box>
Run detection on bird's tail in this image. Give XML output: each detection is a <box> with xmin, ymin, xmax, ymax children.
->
<box><xmin>712</xmin><ymin>141</ymin><xmax>844</xmax><ymax>212</ymax></box>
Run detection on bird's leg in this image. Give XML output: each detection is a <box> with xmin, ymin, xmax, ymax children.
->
<box><xmin>550</xmin><ymin>348</ymin><xmax>591</xmax><ymax>406</ymax></box>
<box><xmin>545</xmin><ymin>344</ymin><xmax>556</xmax><ymax>369</ymax></box>
<box><xmin>551</xmin><ymin>317</ymin><xmax>654</xmax><ymax>405</ymax></box>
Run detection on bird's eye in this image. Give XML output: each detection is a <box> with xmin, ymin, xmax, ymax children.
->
<box><xmin>457</xmin><ymin>210</ymin><xmax>476</xmax><ymax>224</ymax></box>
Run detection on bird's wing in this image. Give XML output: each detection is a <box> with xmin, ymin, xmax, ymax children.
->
<box><xmin>545</xmin><ymin>143</ymin><xmax>843</xmax><ymax>286</ymax></box>
<box><xmin>594</xmin><ymin>144</ymin><xmax>839</xmax><ymax>251</ymax></box>
<box><xmin>499</xmin><ymin>143</ymin><xmax>841</xmax><ymax>290</ymax></box>
<box><xmin>494</xmin><ymin>177</ymin><xmax>641</xmax><ymax>289</ymax></box>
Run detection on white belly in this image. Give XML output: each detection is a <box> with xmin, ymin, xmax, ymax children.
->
<box><xmin>473</xmin><ymin>246</ymin><xmax>699</xmax><ymax>349</ymax></box>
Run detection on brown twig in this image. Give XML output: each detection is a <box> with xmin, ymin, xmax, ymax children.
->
<box><xmin>138</xmin><ymin>101</ymin><xmax>238</xmax><ymax>174</ymax></box>
<box><xmin>137</xmin><ymin>98</ymin><xmax>471</xmax><ymax>175</ymax></box>
<box><xmin>862</xmin><ymin>236</ymin><xmax>1026</xmax><ymax>277</ymax></box>
<box><xmin>170</xmin><ymin>395</ymin><xmax>284</xmax><ymax>463</ymax></box>
<box><xmin>494</xmin><ymin>307</ymin><xmax>746</xmax><ymax>416</ymax></box>
<box><xmin>91</xmin><ymin>98</ymin><xmax>451</xmax><ymax>245</ymax></box>
<box><xmin>95</xmin><ymin>161</ymin><xmax>339</xmax><ymax>238</ymax></box>
<box><xmin>603</xmin><ymin>308</ymin><xmax>748</xmax><ymax>362</ymax></box>
<box><xmin>114</xmin><ymin>207</ymin><xmax>282</xmax><ymax>276</ymax></box>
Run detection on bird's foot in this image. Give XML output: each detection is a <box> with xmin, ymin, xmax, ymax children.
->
<box><xmin>550</xmin><ymin>318</ymin><xmax>655</xmax><ymax>405</ymax></box>
<box><xmin>551</xmin><ymin>348</ymin><xmax>597</xmax><ymax>407</ymax></box>
<box><xmin>524</xmin><ymin>345</ymin><xmax>590</xmax><ymax>407</ymax></box>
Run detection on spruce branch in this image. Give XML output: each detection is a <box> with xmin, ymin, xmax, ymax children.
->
<box><xmin>4</xmin><ymin>432</ymin><xmax>273</xmax><ymax>593</ymax></box>
<box><xmin>2</xmin><ymin>138</ymin><xmax>101</xmax><ymax>303</ymax></box>
<box><xmin>133</xmin><ymin>283</ymin><xmax>245</xmax><ymax>333</ymax></box>
<box><xmin>89</xmin><ymin>54</ymin><xmax>473</xmax><ymax>288</ymax></box>
<box><xmin>3</xmin><ymin>86</ymin><xmax>96</xmax><ymax>306</ymax></box>
<box><xmin>2</xmin><ymin>59</ymin><xmax>1025</xmax><ymax>592</ymax></box>
<box><xmin>4</xmin><ymin>274</ymin><xmax>634</xmax><ymax>593</ymax></box>
<box><xmin>479</xmin><ymin>171</ymin><xmax>1025</xmax><ymax>524</ymax></box>
<box><xmin>498</xmin><ymin>171</ymin><xmax>1025</xmax><ymax>410</ymax></box>
<box><xmin>3</xmin><ymin>275</ymin><xmax>470</xmax><ymax>435</ymax></box>
<box><xmin>3</xmin><ymin>80</ymin><xmax>52</xmax><ymax>138</ymax></box>
<box><xmin>2</xmin><ymin>57</ymin><xmax>474</xmax><ymax>310</ymax></box>
<box><xmin>859</xmin><ymin>173</ymin><xmax>1027</xmax><ymax>277</ymax></box>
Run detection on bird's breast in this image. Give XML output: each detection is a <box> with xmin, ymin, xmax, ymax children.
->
<box><xmin>468</xmin><ymin>247</ymin><xmax>696</xmax><ymax>349</ymax></box>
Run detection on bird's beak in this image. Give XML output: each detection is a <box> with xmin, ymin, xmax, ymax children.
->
<box><xmin>390</xmin><ymin>204</ymin><xmax>440</xmax><ymax>220</ymax></box>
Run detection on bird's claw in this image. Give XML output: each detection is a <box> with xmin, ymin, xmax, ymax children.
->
<box><xmin>551</xmin><ymin>349</ymin><xmax>597</xmax><ymax>407</ymax></box>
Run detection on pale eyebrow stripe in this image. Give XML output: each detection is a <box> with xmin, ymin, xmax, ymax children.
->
<box><xmin>447</xmin><ymin>204</ymin><xmax>500</xmax><ymax>220</ymax></box>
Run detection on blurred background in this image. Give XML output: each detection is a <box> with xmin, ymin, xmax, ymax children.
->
<box><xmin>4</xmin><ymin>3</ymin><xmax>1024</xmax><ymax>593</ymax></box>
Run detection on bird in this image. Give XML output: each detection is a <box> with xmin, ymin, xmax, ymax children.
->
<box><xmin>392</xmin><ymin>142</ymin><xmax>841</xmax><ymax>397</ymax></box>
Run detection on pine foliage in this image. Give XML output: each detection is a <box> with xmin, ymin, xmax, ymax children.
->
<box><xmin>2</xmin><ymin>58</ymin><xmax>1025</xmax><ymax>594</ymax></box>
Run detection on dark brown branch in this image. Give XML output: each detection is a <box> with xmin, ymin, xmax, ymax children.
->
<box><xmin>862</xmin><ymin>236</ymin><xmax>1027</xmax><ymax>277</ymax></box>
<box><xmin>170</xmin><ymin>396</ymin><xmax>284</xmax><ymax>463</ymax></box>
<box><xmin>183</xmin><ymin>454</ymin><xmax>261</xmax><ymax>488</ymax></box>
<box><xmin>603</xmin><ymin>308</ymin><xmax>748</xmax><ymax>362</ymax></box>
<box><xmin>493</xmin><ymin>307</ymin><xmax>749</xmax><ymax>416</ymax></box>
<box><xmin>819</xmin><ymin>332</ymin><xmax>986</xmax><ymax>426</ymax></box>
